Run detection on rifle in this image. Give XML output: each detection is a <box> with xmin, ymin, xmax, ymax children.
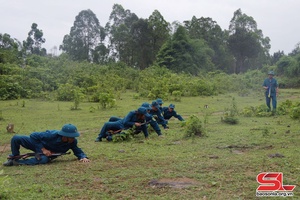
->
<box><xmin>7</xmin><ymin>152</ymin><xmax>71</xmax><ymax>160</ymax></box>
<box><xmin>107</xmin><ymin>129</ymin><xmax>123</xmax><ymax>135</ymax></box>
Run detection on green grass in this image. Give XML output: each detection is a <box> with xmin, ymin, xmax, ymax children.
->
<box><xmin>0</xmin><ymin>89</ymin><xmax>300</xmax><ymax>199</ymax></box>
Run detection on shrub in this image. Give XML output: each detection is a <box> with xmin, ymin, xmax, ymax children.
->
<box><xmin>56</xmin><ymin>83</ymin><xmax>79</xmax><ymax>101</ymax></box>
<box><xmin>290</xmin><ymin>102</ymin><xmax>300</xmax><ymax>119</ymax></box>
<box><xmin>172</xmin><ymin>90</ymin><xmax>182</xmax><ymax>102</ymax></box>
<box><xmin>98</xmin><ymin>93</ymin><xmax>116</xmax><ymax>109</ymax></box>
<box><xmin>184</xmin><ymin>115</ymin><xmax>205</xmax><ymax>138</ymax></box>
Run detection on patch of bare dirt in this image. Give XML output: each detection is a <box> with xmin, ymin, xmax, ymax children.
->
<box><xmin>0</xmin><ymin>144</ymin><xmax>11</xmax><ymax>153</ymax></box>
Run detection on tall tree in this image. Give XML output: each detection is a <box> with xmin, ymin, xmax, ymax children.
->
<box><xmin>184</xmin><ymin>16</ymin><xmax>234</xmax><ymax>73</ymax></box>
<box><xmin>130</xmin><ymin>18</ymin><xmax>152</xmax><ymax>69</ymax></box>
<box><xmin>271</xmin><ymin>50</ymin><xmax>285</xmax><ymax>65</ymax></box>
<box><xmin>0</xmin><ymin>33</ymin><xmax>21</xmax><ymax>63</ymax></box>
<box><xmin>23</xmin><ymin>23</ymin><xmax>46</xmax><ymax>56</ymax></box>
<box><xmin>148</xmin><ymin>10</ymin><xmax>170</xmax><ymax>64</ymax></box>
<box><xmin>228</xmin><ymin>9</ymin><xmax>270</xmax><ymax>73</ymax></box>
<box><xmin>156</xmin><ymin>25</ymin><xmax>213</xmax><ymax>75</ymax></box>
<box><xmin>60</xmin><ymin>9</ymin><xmax>104</xmax><ymax>62</ymax></box>
<box><xmin>106</xmin><ymin>4</ymin><xmax>139</xmax><ymax>65</ymax></box>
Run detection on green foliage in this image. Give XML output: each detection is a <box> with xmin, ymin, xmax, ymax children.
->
<box><xmin>60</xmin><ymin>9</ymin><xmax>104</xmax><ymax>62</ymax></box>
<box><xmin>228</xmin><ymin>9</ymin><xmax>270</xmax><ymax>73</ymax></box>
<box><xmin>56</xmin><ymin>83</ymin><xmax>80</xmax><ymax>101</ymax></box>
<box><xmin>24</xmin><ymin>23</ymin><xmax>46</xmax><ymax>55</ymax></box>
<box><xmin>171</xmin><ymin>90</ymin><xmax>182</xmax><ymax>101</ymax></box>
<box><xmin>98</xmin><ymin>93</ymin><xmax>116</xmax><ymax>109</ymax></box>
<box><xmin>0</xmin><ymin>75</ymin><xmax>24</xmax><ymax>100</ymax></box>
<box><xmin>184</xmin><ymin>114</ymin><xmax>205</xmax><ymax>138</ymax></box>
<box><xmin>276</xmin><ymin>99</ymin><xmax>293</xmax><ymax>115</ymax></box>
<box><xmin>112</xmin><ymin>131</ymin><xmax>133</xmax><ymax>142</ymax></box>
<box><xmin>241</xmin><ymin>104</ymin><xmax>272</xmax><ymax>117</ymax></box>
<box><xmin>71</xmin><ymin>90</ymin><xmax>85</xmax><ymax>110</ymax></box>
<box><xmin>290</xmin><ymin>102</ymin><xmax>300</xmax><ymax>119</ymax></box>
<box><xmin>156</xmin><ymin>25</ymin><xmax>214</xmax><ymax>75</ymax></box>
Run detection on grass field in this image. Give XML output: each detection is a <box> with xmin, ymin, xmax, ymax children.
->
<box><xmin>0</xmin><ymin>89</ymin><xmax>299</xmax><ymax>199</ymax></box>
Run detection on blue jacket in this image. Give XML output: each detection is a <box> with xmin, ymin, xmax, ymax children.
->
<box><xmin>149</xmin><ymin>109</ymin><xmax>167</xmax><ymax>128</ymax></box>
<box><xmin>263</xmin><ymin>78</ymin><xmax>278</xmax><ymax>96</ymax></box>
<box><xmin>145</xmin><ymin>114</ymin><xmax>162</xmax><ymax>135</ymax></box>
<box><xmin>162</xmin><ymin>107</ymin><xmax>184</xmax><ymax>121</ymax></box>
<box><xmin>30</xmin><ymin>130</ymin><xmax>87</xmax><ymax>160</ymax></box>
<box><xmin>120</xmin><ymin>111</ymin><xmax>149</xmax><ymax>137</ymax></box>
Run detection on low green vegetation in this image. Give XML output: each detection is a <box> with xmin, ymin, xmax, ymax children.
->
<box><xmin>0</xmin><ymin>90</ymin><xmax>299</xmax><ymax>199</ymax></box>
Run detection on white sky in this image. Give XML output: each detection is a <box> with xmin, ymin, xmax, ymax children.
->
<box><xmin>1</xmin><ymin>0</ymin><xmax>299</xmax><ymax>55</ymax></box>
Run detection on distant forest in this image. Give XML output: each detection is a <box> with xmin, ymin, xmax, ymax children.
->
<box><xmin>0</xmin><ymin>4</ymin><xmax>300</xmax><ymax>101</ymax></box>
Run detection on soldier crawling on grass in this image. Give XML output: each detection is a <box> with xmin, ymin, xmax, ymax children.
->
<box><xmin>3</xmin><ymin>124</ymin><xmax>90</xmax><ymax>166</ymax></box>
<box><xmin>95</xmin><ymin>107</ymin><xmax>150</xmax><ymax>142</ymax></box>
<box><xmin>162</xmin><ymin>104</ymin><xmax>184</xmax><ymax>124</ymax></box>
<box><xmin>149</xmin><ymin>101</ymin><xmax>168</xmax><ymax>130</ymax></box>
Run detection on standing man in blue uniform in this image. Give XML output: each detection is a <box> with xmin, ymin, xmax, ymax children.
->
<box><xmin>95</xmin><ymin>107</ymin><xmax>149</xmax><ymax>141</ymax></box>
<box><xmin>262</xmin><ymin>71</ymin><xmax>279</xmax><ymax>112</ymax></box>
<box><xmin>162</xmin><ymin>104</ymin><xmax>184</xmax><ymax>124</ymax></box>
<box><xmin>3</xmin><ymin>124</ymin><xmax>90</xmax><ymax>166</ymax></box>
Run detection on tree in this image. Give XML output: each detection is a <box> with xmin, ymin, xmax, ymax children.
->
<box><xmin>289</xmin><ymin>42</ymin><xmax>300</xmax><ymax>56</ymax></box>
<box><xmin>184</xmin><ymin>16</ymin><xmax>234</xmax><ymax>73</ymax></box>
<box><xmin>0</xmin><ymin>33</ymin><xmax>21</xmax><ymax>63</ymax></box>
<box><xmin>228</xmin><ymin>9</ymin><xmax>270</xmax><ymax>73</ymax></box>
<box><xmin>271</xmin><ymin>50</ymin><xmax>285</xmax><ymax>65</ymax></box>
<box><xmin>23</xmin><ymin>23</ymin><xmax>46</xmax><ymax>56</ymax></box>
<box><xmin>156</xmin><ymin>25</ymin><xmax>213</xmax><ymax>75</ymax></box>
<box><xmin>130</xmin><ymin>18</ymin><xmax>152</xmax><ymax>69</ymax></box>
<box><xmin>105</xmin><ymin>4</ymin><xmax>139</xmax><ymax>65</ymax></box>
<box><xmin>60</xmin><ymin>9</ymin><xmax>104</xmax><ymax>62</ymax></box>
<box><xmin>148</xmin><ymin>10</ymin><xmax>170</xmax><ymax>64</ymax></box>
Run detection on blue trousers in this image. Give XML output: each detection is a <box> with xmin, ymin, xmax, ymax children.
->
<box><xmin>10</xmin><ymin>135</ymin><xmax>49</xmax><ymax>165</ymax></box>
<box><xmin>97</xmin><ymin>121</ymin><xmax>124</xmax><ymax>140</ymax></box>
<box><xmin>266</xmin><ymin>94</ymin><xmax>277</xmax><ymax>111</ymax></box>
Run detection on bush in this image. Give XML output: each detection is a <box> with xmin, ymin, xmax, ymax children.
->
<box><xmin>290</xmin><ymin>102</ymin><xmax>300</xmax><ymax>119</ymax></box>
<box><xmin>56</xmin><ymin>83</ymin><xmax>79</xmax><ymax>101</ymax></box>
<box><xmin>98</xmin><ymin>93</ymin><xmax>116</xmax><ymax>109</ymax></box>
<box><xmin>184</xmin><ymin>115</ymin><xmax>205</xmax><ymax>138</ymax></box>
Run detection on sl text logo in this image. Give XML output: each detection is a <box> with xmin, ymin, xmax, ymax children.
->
<box><xmin>256</xmin><ymin>172</ymin><xmax>296</xmax><ymax>197</ymax></box>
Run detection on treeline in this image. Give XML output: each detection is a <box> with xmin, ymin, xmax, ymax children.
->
<box><xmin>0</xmin><ymin>5</ymin><xmax>290</xmax><ymax>73</ymax></box>
<box><xmin>1</xmin><ymin>4</ymin><xmax>300</xmax><ymax>101</ymax></box>
<box><xmin>0</xmin><ymin>54</ymin><xmax>267</xmax><ymax>101</ymax></box>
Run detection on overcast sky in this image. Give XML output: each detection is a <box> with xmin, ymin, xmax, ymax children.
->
<box><xmin>1</xmin><ymin>0</ymin><xmax>299</xmax><ymax>55</ymax></box>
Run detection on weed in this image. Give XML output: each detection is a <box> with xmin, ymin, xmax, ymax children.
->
<box><xmin>221</xmin><ymin>97</ymin><xmax>239</xmax><ymax>124</ymax></box>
